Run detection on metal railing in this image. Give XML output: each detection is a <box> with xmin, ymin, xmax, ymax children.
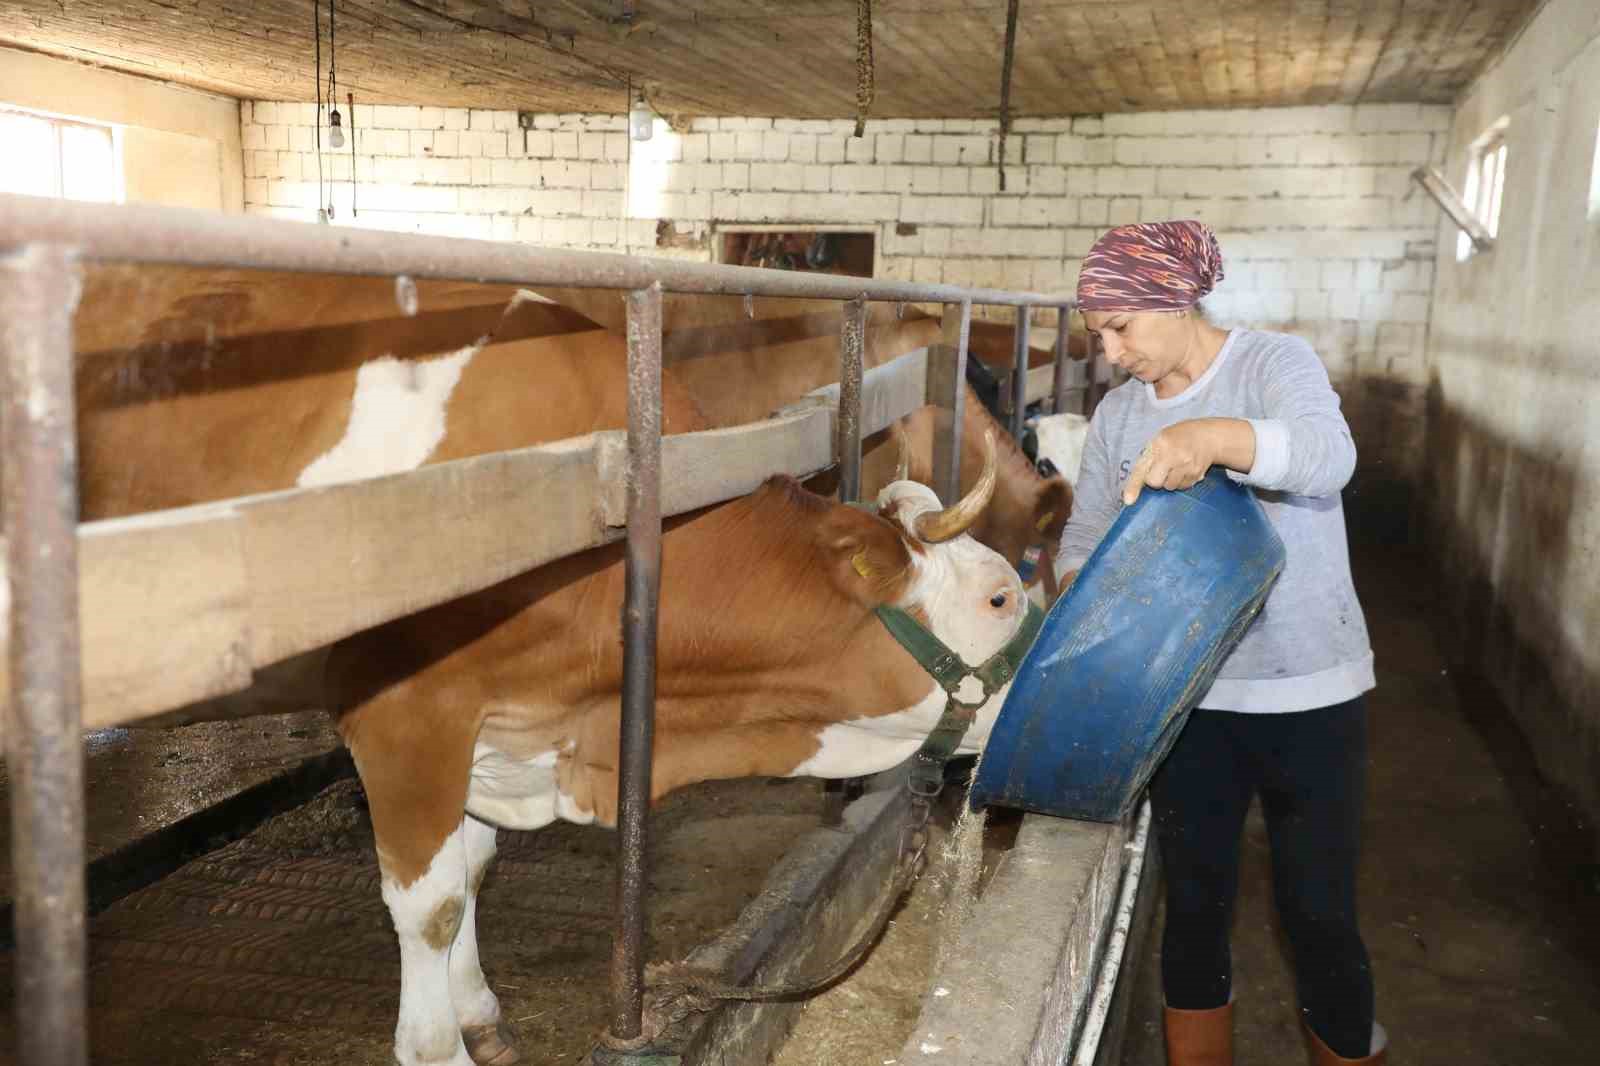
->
<box><xmin>0</xmin><ymin>191</ymin><xmax>1094</xmax><ymax>1063</ymax></box>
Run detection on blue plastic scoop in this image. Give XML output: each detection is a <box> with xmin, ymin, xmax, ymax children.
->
<box><xmin>970</xmin><ymin>468</ymin><xmax>1286</xmax><ymax>822</ymax></box>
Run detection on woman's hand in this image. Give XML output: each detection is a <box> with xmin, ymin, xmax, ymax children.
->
<box><xmin>1122</xmin><ymin>419</ymin><xmax>1256</xmax><ymax>505</ymax></box>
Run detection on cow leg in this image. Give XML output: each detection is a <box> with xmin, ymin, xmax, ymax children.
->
<box><xmin>342</xmin><ymin>699</ymin><xmax>479</xmax><ymax>1066</ymax></box>
<box><xmin>379</xmin><ymin>819</ymin><xmax>477</xmax><ymax>1066</ymax></box>
<box><xmin>454</xmin><ymin>816</ymin><xmax>519</xmax><ymax>1066</ymax></box>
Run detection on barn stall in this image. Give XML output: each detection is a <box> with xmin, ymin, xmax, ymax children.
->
<box><xmin>5</xmin><ymin>2</ymin><xmax>1600</xmax><ymax>1065</ymax></box>
<box><xmin>0</xmin><ymin>190</ymin><xmax>1118</xmax><ymax>1066</ymax></box>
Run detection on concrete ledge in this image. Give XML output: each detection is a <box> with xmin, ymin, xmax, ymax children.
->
<box><xmin>900</xmin><ymin>811</ymin><xmax>1134</xmax><ymax>1066</ymax></box>
<box><xmin>663</xmin><ymin>785</ymin><xmax>909</xmax><ymax>1065</ymax></box>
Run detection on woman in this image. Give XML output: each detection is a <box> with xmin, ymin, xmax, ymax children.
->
<box><xmin>1055</xmin><ymin>221</ymin><xmax>1386</xmax><ymax>1066</ymax></box>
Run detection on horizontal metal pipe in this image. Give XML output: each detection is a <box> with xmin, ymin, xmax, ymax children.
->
<box><xmin>0</xmin><ymin>193</ymin><xmax>1074</xmax><ymax>309</ymax></box>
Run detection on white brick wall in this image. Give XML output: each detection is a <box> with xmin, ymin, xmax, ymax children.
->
<box><xmin>242</xmin><ymin>101</ymin><xmax>1448</xmax><ymax>391</ymax></box>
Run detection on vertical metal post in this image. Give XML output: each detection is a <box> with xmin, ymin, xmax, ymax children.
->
<box><xmin>608</xmin><ymin>282</ymin><xmax>663</xmax><ymax>1046</ymax></box>
<box><xmin>837</xmin><ymin>296</ymin><xmax>867</xmax><ymax>504</ymax></box>
<box><xmin>927</xmin><ymin>299</ymin><xmax>971</xmax><ymax>505</ymax></box>
<box><xmin>1010</xmin><ymin>305</ymin><xmax>1031</xmax><ymax>439</ymax></box>
<box><xmin>2</xmin><ymin>243</ymin><xmax>88</xmax><ymax>1066</ymax></box>
<box><xmin>823</xmin><ymin>296</ymin><xmax>870</xmax><ymax>828</ymax></box>
<box><xmin>1085</xmin><ymin>330</ymin><xmax>1105</xmax><ymax>416</ymax></box>
<box><xmin>1051</xmin><ymin>304</ymin><xmax>1072</xmax><ymax>416</ymax></box>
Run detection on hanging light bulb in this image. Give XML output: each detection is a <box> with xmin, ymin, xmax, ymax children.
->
<box><xmin>328</xmin><ymin>107</ymin><xmax>345</xmax><ymax>149</ymax></box>
<box><xmin>629</xmin><ymin>91</ymin><xmax>653</xmax><ymax>142</ymax></box>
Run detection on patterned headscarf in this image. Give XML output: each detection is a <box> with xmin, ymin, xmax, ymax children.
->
<box><xmin>1075</xmin><ymin>220</ymin><xmax>1225</xmax><ymax>312</ymax></box>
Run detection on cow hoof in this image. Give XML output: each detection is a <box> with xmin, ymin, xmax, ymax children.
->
<box><xmin>463</xmin><ymin>1022</ymin><xmax>520</xmax><ymax>1066</ymax></box>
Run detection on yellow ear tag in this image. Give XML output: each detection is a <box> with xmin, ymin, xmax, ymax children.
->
<box><xmin>1035</xmin><ymin>511</ymin><xmax>1056</xmax><ymax>533</ymax></box>
<box><xmin>851</xmin><ymin>550</ymin><xmax>874</xmax><ymax>579</ymax></box>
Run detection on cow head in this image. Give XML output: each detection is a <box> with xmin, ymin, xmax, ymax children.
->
<box><xmin>810</xmin><ymin>431</ymin><xmax>1030</xmax><ymax>757</ymax></box>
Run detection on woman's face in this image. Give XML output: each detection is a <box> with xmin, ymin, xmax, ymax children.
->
<box><xmin>1082</xmin><ymin>308</ymin><xmax>1191</xmax><ymax>384</ymax></box>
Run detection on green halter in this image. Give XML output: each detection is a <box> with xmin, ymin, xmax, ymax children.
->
<box><xmin>873</xmin><ymin>597</ymin><xmax>1044</xmax><ymax>797</ymax></box>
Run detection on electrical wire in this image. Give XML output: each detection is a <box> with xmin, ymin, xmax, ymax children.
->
<box><xmin>314</xmin><ymin>0</ymin><xmax>328</xmax><ymax>221</ymax></box>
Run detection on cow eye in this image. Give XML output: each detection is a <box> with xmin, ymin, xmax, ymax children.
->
<box><xmin>989</xmin><ymin>593</ymin><xmax>1008</xmax><ymax>608</ymax></box>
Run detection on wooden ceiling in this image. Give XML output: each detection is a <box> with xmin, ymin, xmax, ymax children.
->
<box><xmin>0</xmin><ymin>1</ymin><xmax>1544</xmax><ymax>119</ymax></box>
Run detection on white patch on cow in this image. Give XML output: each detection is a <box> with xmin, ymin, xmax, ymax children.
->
<box><xmin>449</xmin><ymin>817</ymin><xmax>501</xmax><ymax>1033</ymax></box>
<box><xmin>791</xmin><ymin>683</ymin><xmax>947</xmax><ymax>778</ymax></box>
<box><xmin>793</xmin><ymin>480</ymin><xmax>1025</xmax><ymax>779</ymax></box>
<box><xmin>381</xmin><ymin>822</ymin><xmax>476</xmax><ymax>1066</ymax></box>
<box><xmin>296</xmin><ymin>344</ymin><xmax>479</xmax><ymax>488</ymax></box>
<box><xmin>465</xmin><ymin>741</ymin><xmax>595</xmax><ymax>830</ymax></box>
<box><xmin>1030</xmin><ymin>412</ymin><xmax>1090</xmax><ymax>487</ymax></box>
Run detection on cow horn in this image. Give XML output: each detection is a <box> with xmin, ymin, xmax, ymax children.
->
<box><xmin>914</xmin><ymin>429</ymin><xmax>998</xmax><ymax>543</ymax></box>
<box><xmin>891</xmin><ymin>422</ymin><xmax>911</xmax><ymax>483</ymax></box>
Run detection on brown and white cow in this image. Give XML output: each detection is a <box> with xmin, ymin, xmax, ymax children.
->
<box><xmin>72</xmin><ymin>267</ymin><xmax>1038</xmax><ymax>1066</ymax></box>
<box><xmin>533</xmin><ymin>289</ymin><xmax>1076</xmax><ymax>581</ymax></box>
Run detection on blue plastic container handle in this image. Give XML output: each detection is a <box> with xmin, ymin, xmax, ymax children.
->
<box><xmin>971</xmin><ymin>468</ymin><xmax>1286</xmax><ymax>822</ymax></box>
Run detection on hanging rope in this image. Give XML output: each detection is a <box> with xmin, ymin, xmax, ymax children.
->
<box><xmin>854</xmin><ymin>0</ymin><xmax>874</xmax><ymax>137</ymax></box>
<box><xmin>997</xmin><ymin>0</ymin><xmax>1020</xmax><ymax>192</ymax></box>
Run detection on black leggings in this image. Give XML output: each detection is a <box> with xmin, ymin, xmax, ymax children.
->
<box><xmin>1150</xmin><ymin>698</ymin><xmax>1375</xmax><ymax>1058</ymax></box>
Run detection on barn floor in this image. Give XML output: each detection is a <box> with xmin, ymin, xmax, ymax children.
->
<box><xmin>1120</xmin><ymin>543</ymin><xmax>1600</xmax><ymax>1066</ymax></box>
<box><xmin>0</xmin><ymin>768</ymin><xmax>823</xmax><ymax>1065</ymax></box>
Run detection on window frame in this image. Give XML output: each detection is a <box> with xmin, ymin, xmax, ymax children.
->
<box><xmin>1457</xmin><ymin>118</ymin><xmax>1509</xmax><ymax>261</ymax></box>
<box><xmin>0</xmin><ymin>106</ymin><xmax>124</xmax><ymax>204</ymax></box>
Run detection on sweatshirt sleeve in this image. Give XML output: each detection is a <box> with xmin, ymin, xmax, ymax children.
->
<box><xmin>1230</xmin><ymin>336</ymin><xmax>1357</xmax><ymax>498</ymax></box>
<box><xmin>1054</xmin><ymin>410</ymin><xmax>1122</xmax><ymax>575</ymax></box>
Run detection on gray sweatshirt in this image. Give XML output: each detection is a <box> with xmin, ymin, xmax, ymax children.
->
<box><xmin>1055</xmin><ymin>328</ymin><xmax>1375</xmax><ymax>713</ymax></box>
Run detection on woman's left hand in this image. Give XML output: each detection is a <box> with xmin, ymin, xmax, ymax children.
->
<box><xmin>1122</xmin><ymin>421</ymin><xmax>1223</xmax><ymax>505</ymax></box>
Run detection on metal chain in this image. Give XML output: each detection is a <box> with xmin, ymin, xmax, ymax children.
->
<box><xmin>854</xmin><ymin>0</ymin><xmax>875</xmax><ymax>137</ymax></box>
<box><xmin>997</xmin><ymin>0</ymin><xmax>1021</xmax><ymax>192</ymax></box>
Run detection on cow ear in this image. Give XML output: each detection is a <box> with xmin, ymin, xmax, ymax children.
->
<box><xmin>1033</xmin><ymin>478</ymin><xmax>1073</xmax><ymax>545</ymax></box>
<box><xmin>817</xmin><ymin>506</ymin><xmax>915</xmax><ymax>607</ymax></box>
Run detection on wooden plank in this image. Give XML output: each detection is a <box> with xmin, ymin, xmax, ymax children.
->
<box><xmin>788</xmin><ymin>345</ymin><xmax>931</xmax><ymax>439</ymax></box>
<box><xmin>239</xmin><ymin>437</ymin><xmax>607</xmax><ymax>668</ymax></box>
<box><xmin>0</xmin><ymin>507</ymin><xmax>252</xmax><ymax>730</ymax></box>
<box><xmin>1</xmin><ymin>385</ymin><xmax>939</xmax><ymax>735</ymax></box>
<box><xmin>601</xmin><ymin>408</ymin><xmax>835</xmax><ymax>526</ymax></box>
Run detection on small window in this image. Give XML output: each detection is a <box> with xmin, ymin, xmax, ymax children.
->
<box><xmin>1457</xmin><ymin>119</ymin><xmax>1508</xmax><ymax>260</ymax></box>
<box><xmin>717</xmin><ymin>227</ymin><xmax>877</xmax><ymax>278</ymax></box>
<box><xmin>0</xmin><ymin>108</ymin><xmax>122</xmax><ymax>204</ymax></box>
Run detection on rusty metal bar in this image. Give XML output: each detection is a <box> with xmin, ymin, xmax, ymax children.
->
<box><xmin>609</xmin><ymin>282</ymin><xmax>664</xmax><ymax>1045</ymax></box>
<box><xmin>823</xmin><ymin>296</ymin><xmax>871</xmax><ymax>829</ymax></box>
<box><xmin>928</xmin><ymin>300</ymin><xmax>971</xmax><ymax>505</ymax></box>
<box><xmin>1010</xmin><ymin>305</ymin><xmax>1031</xmax><ymax>439</ymax></box>
<box><xmin>0</xmin><ymin>193</ymin><xmax>1068</xmax><ymax>309</ymax></box>
<box><xmin>1051</xmin><ymin>305</ymin><xmax>1072</xmax><ymax>415</ymax></box>
<box><xmin>837</xmin><ymin>296</ymin><xmax>868</xmax><ymax>504</ymax></box>
<box><xmin>2</xmin><ymin>243</ymin><xmax>88</xmax><ymax>1066</ymax></box>
<box><xmin>1086</xmin><ymin>331</ymin><xmax>1106</xmax><ymax>416</ymax></box>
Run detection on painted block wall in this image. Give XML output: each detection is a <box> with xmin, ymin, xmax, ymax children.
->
<box><xmin>1422</xmin><ymin>0</ymin><xmax>1600</xmax><ymax>847</ymax></box>
<box><xmin>240</xmin><ymin>100</ymin><xmax>1448</xmax><ymax>487</ymax></box>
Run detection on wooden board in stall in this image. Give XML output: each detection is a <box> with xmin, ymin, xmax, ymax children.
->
<box><xmin>0</xmin><ymin>346</ymin><xmax>932</xmax><ymax>739</ymax></box>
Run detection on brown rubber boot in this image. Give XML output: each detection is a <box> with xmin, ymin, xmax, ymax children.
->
<box><xmin>1303</xmin><ymin>1020</ymin><xmax>1388</xmax><ymax>1065</ymax></box>
<box><xmin>1163</xmin><ymin>1001</ymin><xmax>1233</xmax><ymax>1066</ymax></box>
